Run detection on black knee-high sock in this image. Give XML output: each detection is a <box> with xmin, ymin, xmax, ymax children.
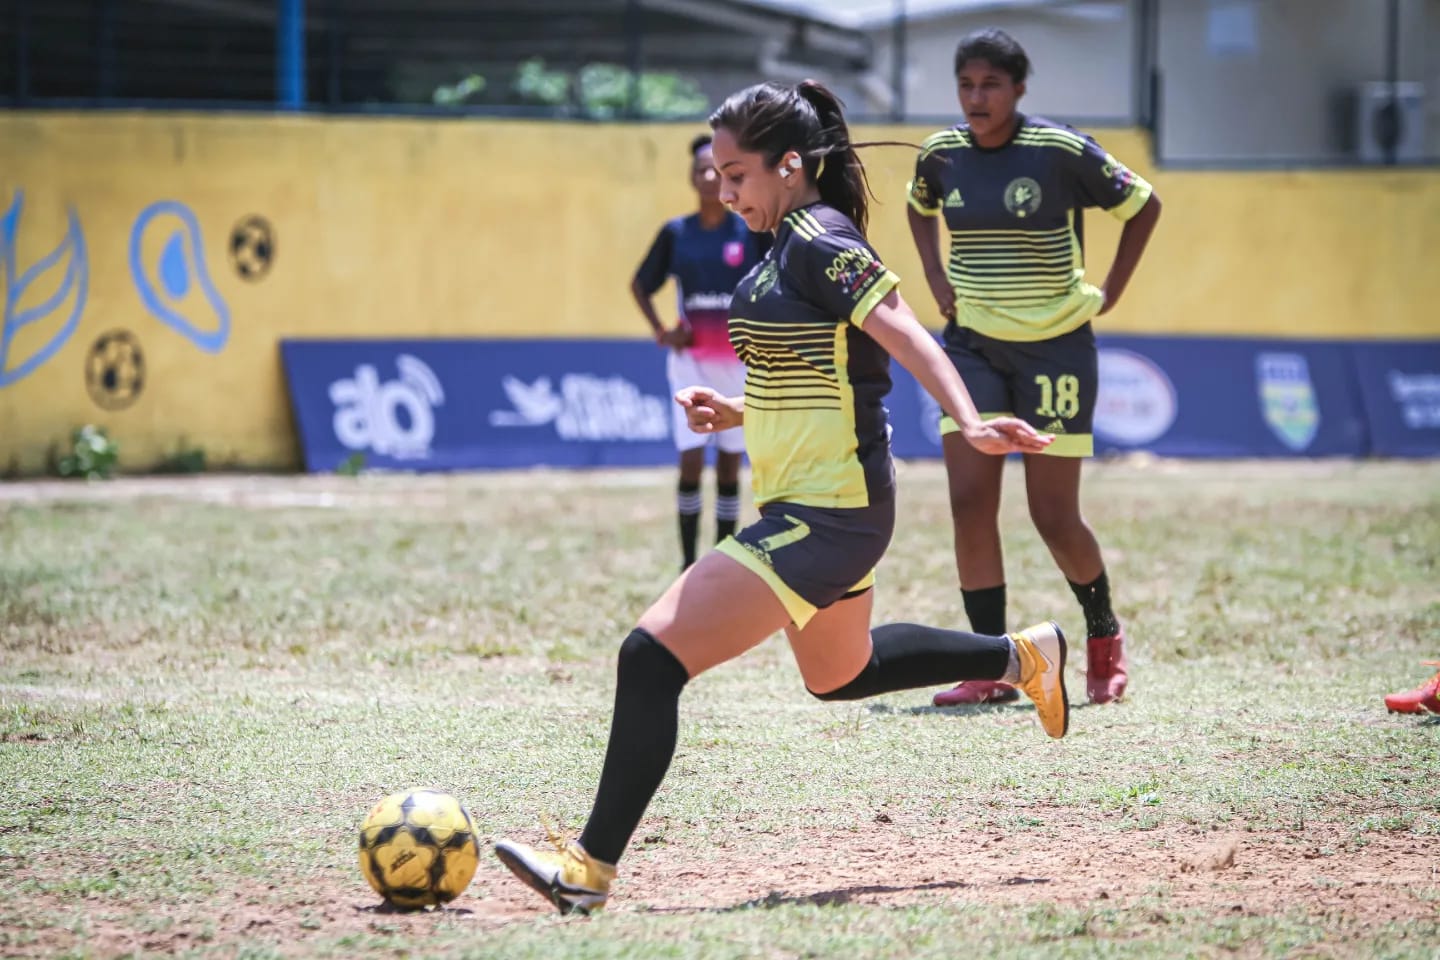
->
<box><xmin>677</xmin><ymin>481</ymin><xmax>701</xmax><ymax>568</ymax></box>
<box><xmin>961</xmin><ymin>584</ymin><xmax>1006</xmax><ymax>637</ymax></box>
<box><xmin>1068</xmin><ymin>570</ymin><xmax>1119</xmax><ymax>638</ymax></box>
<box><xmin>809</xmin><ymin>623</ymin><xmax>1011</xmax><ymax>701</ymax></box>
<box><xmin>578</xmin><ymin>628</ymin><xmax>689</xmax><ymax>865</ymax></box>
<box><xmin>715</xmin><ymin>480</ymin><xmax>740</xmax><ymax>543</ymax></box>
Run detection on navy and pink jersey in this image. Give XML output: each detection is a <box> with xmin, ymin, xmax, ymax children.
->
<box><xmin>634</xmin><ymin>212</ymin><xmax>769</xmax><ymax>363</ymax></box>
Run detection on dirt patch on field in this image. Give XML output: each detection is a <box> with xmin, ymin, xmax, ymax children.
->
<box><xmin>619</xmin><ymin>816</ymin><xmax>1437</xmax><ymax>921</ymax></box>
<box><xmin>12</xmin><ymin>817</ymin><xmax>1436</xmax><ymax>957</ymax></box>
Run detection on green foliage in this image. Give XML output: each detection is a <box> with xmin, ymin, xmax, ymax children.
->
<box><xmin>512</xmin><ymin>58</ymin><xmax>571</xmax><ymax>107</ymax></box>
<box><xmin>157</xmin><ymin>439</ymin><xmax>207</xmax><ymax>474</ymax></box>
<box><xmin>440</xmin><ymin>58</ymin><xmax>708</xmax><ymax>118</ymax></box>
<box><xmin>432</xmin><ymin>74</ymin><xmax>486</xmax><ymax>106</ymax></box>
<box><xmin>55</xmin><ymin>425</ymin><xmax>119</xmax><ymax>480</ymax></box>
<box><xmin>336</xmin><ymin>452</ymin><xmax>366</xmax><ymax>477</ymax></box>
<box><xmin>575</xmin><ymin>62</ymin><xmax>709</xmax><ymax>119</ymax></box>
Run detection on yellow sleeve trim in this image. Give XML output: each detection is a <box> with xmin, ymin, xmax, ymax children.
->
<box><xmin>1109</xmin><ymin>177</ymin><xmax>1154</xmax><ymax>222</ymax></box>
<box><xmin>907</xmin><ymin>192</ymin><xmax>941</xmax><ymax>217</ymax></box>
<box><xmin>849</xmin><ymin>269</ymin><xmax>901</xmax><ymax>328</ymax></box>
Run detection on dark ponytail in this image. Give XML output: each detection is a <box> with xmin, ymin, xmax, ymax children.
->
<box><xmin>794</xmin><ymin>81</ymin><xmax>871</xmax><ymax>236</ymax></box>
<box><xmin>710</xmin><ymin>79</ymin><xmax>882</xmax><ymax>237</ymax></box>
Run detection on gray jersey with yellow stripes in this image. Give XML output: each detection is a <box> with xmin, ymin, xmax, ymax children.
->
<box><xmin>908</xmin><ymin>115</ymin><xmax>1153</xmax><ymax>343</ymax></box>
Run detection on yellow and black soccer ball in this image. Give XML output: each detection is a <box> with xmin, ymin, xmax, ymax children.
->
<box><xmin>358</xmin><ymin>789</ymin><xmax>480</xmax><ymax>909</ymax></box>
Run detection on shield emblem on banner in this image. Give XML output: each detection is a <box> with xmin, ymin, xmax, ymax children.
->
<box><xmin>1256</xmin><ymin>352</ymin><xmax>1320</xmax><ymax>452</ymax></box>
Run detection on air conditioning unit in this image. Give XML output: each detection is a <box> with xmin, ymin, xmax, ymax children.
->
<box><xmin>1351</xmin><ymin>81</ymin><xmax>1426</xmax><ymax>164</ymax></box>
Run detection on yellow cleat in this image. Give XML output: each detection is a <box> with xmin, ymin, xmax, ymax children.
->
<box><xmin>1012</xmin><ymin>621</ymin><xmax>1070</xmax><ymax>739</ymax></box>
<box><xmin>494</xmin><ymin>836</ymin><xmax>616</xmax><ymax>916</ymax></box>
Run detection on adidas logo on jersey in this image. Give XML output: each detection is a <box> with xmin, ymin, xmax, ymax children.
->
<box><xmin>1043</xmin><ymin>419</ymin><xmax>1067</xmax><ymax>434</ymax></box>
<box><xmin>944</xmin><ymin>188</ymin><xmax>966</xmax><ymax>208</ymax></box>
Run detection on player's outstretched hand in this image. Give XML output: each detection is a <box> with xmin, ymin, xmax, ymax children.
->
<box><xmin>675</xmin><ymin>386</ymin><xmax>743</xmax><ymax>433</ymax></box>
<box><xmin>963</xmin><ymin>416</ymin><xmax>1053</xmax><ymax>456</ymax></box>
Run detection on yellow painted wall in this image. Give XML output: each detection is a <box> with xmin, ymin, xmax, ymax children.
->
<box><xmin>0</xmin><ymin>113</ymin><xmax>1436</xmax><ymax>474</ymax></box>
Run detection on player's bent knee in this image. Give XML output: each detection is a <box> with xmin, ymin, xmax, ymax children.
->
<box><xmin>617</xmin><ymin>628</ymin><xmax>692</xmax><ymax>692</ymax></box>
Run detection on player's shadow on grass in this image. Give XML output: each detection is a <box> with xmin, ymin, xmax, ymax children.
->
<box><xmin>718</xmin><ymin>879</ymin><xmax>974</xmax><ymax>913</ymax></box>
<box><xmin>355</xmin><ymin>902</ymin><xmax>477</xmax><ymax>916</ymax></box>
<box><xmin>643</xmin><ymin>880</ymin><xmax>975</xmax><ymax>915</ymax></box>
<box><xmin>733</xmin><ymin>880</ymin><xmax>970</xmax><ymax>910</ymax></box>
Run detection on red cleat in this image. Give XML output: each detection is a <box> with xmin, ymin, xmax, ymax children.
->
<box><xmin>933</xmin><ymin>680</ymin><xmax>1020</xmax><ymax>707</ymax></box>
<box><xmin>1086</xmin><ymin>627</ymin><xmax>1129</xmax><ymax>704</ymax></box>
<box><xmin>1384</xmin><ymin>662</ymin><xmax>1440</xmax><ymax>715</ymax></box>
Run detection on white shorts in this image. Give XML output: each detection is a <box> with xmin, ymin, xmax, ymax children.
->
<box><xmin>667</xmin><ymin>350</ymin><xmax>747</xmax><ymax>454</ymax></box>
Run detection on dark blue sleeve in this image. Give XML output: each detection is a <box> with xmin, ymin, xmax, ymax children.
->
<box><xmin>633</xmin><ymin>222</ymin><xmax>676</xmax><ymax>295</ymax></box>
<box><xmin>1068</xmin><ymin>135</ymin><xmax>1154</xmax><ymax>220</ymax></box>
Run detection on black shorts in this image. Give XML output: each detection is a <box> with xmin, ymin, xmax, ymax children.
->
<box><xmin>939</xmin><ymin>322</ymin><xmax>1096</xmax><ymax>457</ymax></box>
<box><xmin>716</xmin><ymin>499</ymin><xmax>895</xmax><ymax>627</ymax></box>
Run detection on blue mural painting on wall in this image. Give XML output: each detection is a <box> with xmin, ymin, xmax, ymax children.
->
<box><xmin>129</xmin><ymin>200</ymin><xmax>231</xmax><ymax>353</ymax></box>
<box><xmin>0</xmin><ymin>190</ymin><xmax>90</xmax><ymax>388</ymax></box>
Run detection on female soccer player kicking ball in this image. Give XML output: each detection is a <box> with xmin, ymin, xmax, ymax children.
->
<box><xmin>495</xmin><ymin>79</ymin><xmax>1069</xmax><ymax>914</ymax></box>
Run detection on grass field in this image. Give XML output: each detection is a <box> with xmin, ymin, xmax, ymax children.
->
<box><xmin>2</xmin><ymin>459</ymin><xmax>1438</xmax><ymax>959</ymax></box>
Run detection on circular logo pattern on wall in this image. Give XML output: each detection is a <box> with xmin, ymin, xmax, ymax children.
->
<box><xmin>229</xmin><ymin>215</ymin><xmax>275</xmax><ymax>281</ymax></box>
<box><xmin>1094</xmin><ymin>348</ymin><xmax>1177</xmax><ymax>446</ymax></box>
<box><xmin>85</xmin><ymin>329</ymin><xmax>145</xmax><ymax>411</ymax></box>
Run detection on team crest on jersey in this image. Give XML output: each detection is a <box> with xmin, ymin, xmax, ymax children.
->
<box><xmin>911</xmin><ymin>176</ymin><xmax>932</xmax><ymax>206</ymax></box>
<box><xmin>749</xmin><ymin>260</ymin><xmax>779</xmax><ymax>301</ymax></box>
<box><xmin>1256</xmin><ymin>352</ymin><xmax>1320</xmax><ymax>452</ymax></box>
<box><xmin>723</xmin><ymin>241</ymin><xmax>745</xmax><ymax>267</ymax></box>
<box><xmin>1004</xmin><ymin>177</ymin><xmax>1043</xmax><ymax>218</ymax></box>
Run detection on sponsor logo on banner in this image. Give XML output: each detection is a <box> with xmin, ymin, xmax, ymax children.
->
<box><xmin>1387</xmin><ymin>371</ymin><xmax>1440</xmax><ymax>429</ymax></box>
<box><xmin>1094</xmin><ymin>349</ymin><xmax>1177</xmax><ymax>445</ymax></box>
<box><xmin>489</xmin><ymin>374</ymin><xmax>669</xmax><ymax>441</ymax></box>
<box><xmin>329</xmin><ymin>354</ymin><xmax>444</xmax><ymax>460</ymax></box>
<box><xmin>1256</xmin><ymin>353</ymin><xmax>1319</xmax><ymax>451</ymax></box>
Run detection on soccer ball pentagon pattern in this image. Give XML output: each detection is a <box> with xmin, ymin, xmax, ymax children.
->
<box><xmin>358</xmin><ymin>789</ymin><xmax>480</xmax><ymax>909</ymax></box>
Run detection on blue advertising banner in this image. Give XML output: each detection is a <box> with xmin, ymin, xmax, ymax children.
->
<box><xmin>1350</xmin><ymin>342</ymin><xmax>1440</xmax><ymax>457</ymax></box>
<box><xmin>281</xmin><ymin>335</ymin><xmax>1435</xmax><ymax>472</ymax></box>
<box><xmin>1090</xmin><ymin>336</ymin><xmax>1370</xmax><ymax>458</ymax></box>
<box><xmin>280</xmin><ymin>339</ymin><xmax>679</xmax><ymax>471</ymax></box>
<box><xmin>880</xmin><ymin>335</ymin><xmax>1378</xmax><ymax>460</ymax></box>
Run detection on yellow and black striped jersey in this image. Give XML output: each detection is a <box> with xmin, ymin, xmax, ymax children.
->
<box><xmin>728</xmin><ymin>203</ymin><xmax>900</xmax><ymax>509</ymax></box>
<box><xmin>908</xmin><ymin>115</ymin><xmax>1153</xmax><ymax>342</ymax></box>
